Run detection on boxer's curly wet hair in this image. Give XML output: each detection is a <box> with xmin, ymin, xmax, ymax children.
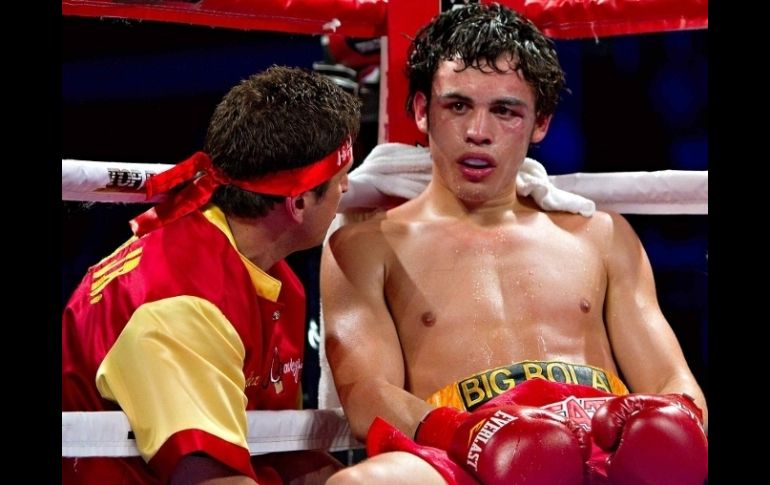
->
<box><xmin>406</xmin><ymin>3</ymin><xmax>565</xmax><ymax>121</ymax></box>
<box><xmin>205</xmin><ymin>65</ymin><xmax>361</xmax><ymax>218</ymax></box>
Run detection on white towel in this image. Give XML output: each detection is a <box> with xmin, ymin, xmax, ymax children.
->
<box><xmin>338</xmin><ymin>143</ymin><xmax>433</xmax><ymax>211</ymax></box>
<box><xmin>339</xmin><ymin>142</ymin><xmax>595</xmax><ymax>216</ymax></box>
<box><xmin>520</xmin><ymin>158</ymin><xmax>596</xmax><ymax>217</ymax></box>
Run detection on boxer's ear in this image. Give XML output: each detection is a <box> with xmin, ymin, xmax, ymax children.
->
<box><xmin>531</xmin><ymin>114</ymin><xmax>552</xmax><ymax>143</ymax></box>
<box><xmin>413</xmin><ymin>92</ymin><xmax>429</xmax><ymax>135</ymax></box>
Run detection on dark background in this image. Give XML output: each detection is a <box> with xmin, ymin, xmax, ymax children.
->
<box><xmin>62</xmin><ymin>16</ymin><xmax>708</xmax><ymax>408</ymax></box>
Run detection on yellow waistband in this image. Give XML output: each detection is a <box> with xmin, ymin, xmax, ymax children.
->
<box><xmin>426</xmin><ymin>360</ymin><xmax>629</xmax><ymax>411</ymax></box>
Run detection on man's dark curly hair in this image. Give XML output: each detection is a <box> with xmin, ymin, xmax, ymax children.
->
<box><xmin>406</xmin><ymin>3</ymin><xmax>565</xmax><ymax>121</ymax></box>
<box><xmin>205</xmin><ymin>65</ymin><xmax>361</xmax><ymax>218</ymax></box>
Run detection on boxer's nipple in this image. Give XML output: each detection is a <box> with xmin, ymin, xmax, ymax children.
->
<box><xmin>421</xmin><ymin>311</ymin><xmax>437</xmax><ymax>327</ymax></box>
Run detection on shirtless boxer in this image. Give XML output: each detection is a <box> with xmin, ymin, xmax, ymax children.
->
<box><xmin>321</xmin><ymin>4</ymin><xmax>707</xmax><ymax>484</ymax></box>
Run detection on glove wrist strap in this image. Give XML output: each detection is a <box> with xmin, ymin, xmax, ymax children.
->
<box><xmin>414</xmin><ymin>407</ymin><xmax>465</xmax><ymax>449</ymax></box>
<box><xmin>671</xmin><ymin>393</ymin><xmax>704</xmax><ymax>426</ymax></box>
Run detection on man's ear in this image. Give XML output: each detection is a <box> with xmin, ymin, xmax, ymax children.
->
<box><xmin>284</xmin><ymin>194</ymin><xmax>306</xmax><ymax>223</ymax></box>
<box><xmin>531</xmin><ymin>114</ymin><xmax>552</xmax><ymax>144</ymax></box>
<box><xmin>413</xmin><ymin>92</ymin><xmax>429</xmax><ymax>135</ymax></box>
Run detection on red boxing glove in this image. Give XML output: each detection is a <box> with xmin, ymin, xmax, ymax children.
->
<box><xmin>416</xmin><ymin>405</ymin><xmax>590</xmax><ymax>485</ymax></box>
<box><xmin>591</xmin><ymin>393</ymin><xmax>708</xmax><ymax>485</ymax></box>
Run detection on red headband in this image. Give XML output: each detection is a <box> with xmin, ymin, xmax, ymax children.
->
<box><xmin>130</xmin><ymin>137</ymin><xmax>353</xmax><ymax>236</ymax></box>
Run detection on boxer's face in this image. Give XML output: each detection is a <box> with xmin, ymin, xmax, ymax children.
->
<box><xmin>413</xmin><ymin>55</ymin><xmax>551</xmax><ymax>204</ymax></box>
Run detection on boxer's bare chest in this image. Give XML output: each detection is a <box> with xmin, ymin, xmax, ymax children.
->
<box><xmin>381</xmin><ymin>217</ymin><xmax>613</xmax><ymax>396</ymax></box>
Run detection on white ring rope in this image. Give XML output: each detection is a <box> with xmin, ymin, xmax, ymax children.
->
<box><xmin>62</xmin><ymin>160</ymin><xmax>167</xmax><ymax>204</ymax></box>
<box><xmin>62</xmin><ymin>409</ymin><xmax>361</xmax><ymax>457</ymax></box>
<box><xmin>62</xmin><ymin>144</ymin><xmax>707</xmax><ymax>214</ymax></box>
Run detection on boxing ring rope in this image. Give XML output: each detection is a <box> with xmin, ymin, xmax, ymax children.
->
<box><xmin>61</xmin><ymin>0</ymin><xmax>708</xmax><ymax>460</ymax></box>
<box><xmin>61</xmin><ymin>0</ymin><xmax>707</xmax><ymax>40</ymax></box>
<box><xmin>62</xmin><ymin>153</ymin><xmax>708</xmax><ymax>215</ymax></box>
<box><xmin>63</xmin><ymin>409</ymin><xmax>360</xmax><ymax>458</ymax></box>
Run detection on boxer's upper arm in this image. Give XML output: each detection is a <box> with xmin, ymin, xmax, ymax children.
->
<box><xmin>321</xmin><ymin>221</ymin><xmax>430</xmax><ymax>439</ymax></box>
<box><xmin>601</xmin><ymin>212</ymin><xmax>707</xmax><ymax>426</ymax></box>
